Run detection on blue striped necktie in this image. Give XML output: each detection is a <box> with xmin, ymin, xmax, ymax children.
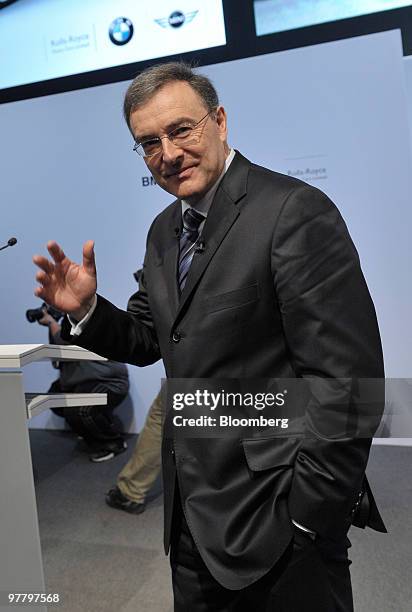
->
<box><xmin>178</xmin><ymin>207</ymin><xmax>205</xmax><ymax>292</ymax></box>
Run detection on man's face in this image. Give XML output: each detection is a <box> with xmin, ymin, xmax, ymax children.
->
<box><xmin>129</xmin><ymin>81</ymin><xmax>228</xmax><ymax>203</ymax></box>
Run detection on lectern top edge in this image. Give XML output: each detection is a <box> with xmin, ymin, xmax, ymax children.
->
<box><xmin>0</xmin><ymin>343</ymin><xmax>106</xmax><ymax>369</ymax></box>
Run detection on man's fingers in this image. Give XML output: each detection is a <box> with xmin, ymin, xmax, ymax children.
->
<box><xmin>36</xmin><ymin>271</ymin><xmax>50</xmax><ymax>285</ymax></box>
<box><xmin>82</xmin><ymin>240</ymin><xmax>96</xmax><ymax>275</ymax></box>
<box><xmin>33</xmin><ymin>254</ymin><xmax>54</xmax><ymax>274</ymax></box>
<box><xmin>34</xmin><ymin>286</ymin><xmax>47</xmax><ymax>299</ymax></box>
<box><xmin>47</xmin><ymin>240</ymin><xmax>67</xmax><ymax>264</ymax></box>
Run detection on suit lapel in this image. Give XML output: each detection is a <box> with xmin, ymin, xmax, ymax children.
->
<box><xmin>175</xmin><ymin>152</ymin><xmax>250</xmax><ymax>320</ymax></box>
<box><xmin>160</xmin><ymin>201</ymin><xmax>181</xmax><ymax>318</ymax></box>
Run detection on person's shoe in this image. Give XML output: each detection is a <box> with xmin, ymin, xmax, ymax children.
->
<box><xmin>89</xmin><ymin>441</ymin><xmax>127</xmax><ymax>463</ymax></box>
<box><xmin>105</xmin><ymin>486</ymin><xmax>146</xmax><ymax>515</ymax></box>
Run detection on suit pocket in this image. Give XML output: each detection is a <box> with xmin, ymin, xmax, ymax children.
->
<box><xmin>205</xmin><ymin>283</ymin><xmax>259</xmax><ymax>313</ymax></box>
<box><xmin>242</xmin><ymin>436</ymin><xmax>302</xmax><ymax>471</ymax></box>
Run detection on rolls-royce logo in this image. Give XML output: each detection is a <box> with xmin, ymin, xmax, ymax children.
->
<box><xmin>155</xmin><ymin>10</ymin><xmax>199</xmax><ymax>29</ymax></box>
<box><xmin>108</xmin><ymin>17</ymin><xmax>134</xmax><ymax>46</ymax></box>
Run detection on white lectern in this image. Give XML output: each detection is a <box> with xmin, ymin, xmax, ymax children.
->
<box><xmin>0</xmin><ymin>345</ymin><xmax>107</xmax><ymax>612</ymax></box>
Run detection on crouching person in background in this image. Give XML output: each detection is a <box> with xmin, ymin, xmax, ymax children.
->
<box><xmin>38</xmin><ymin>306</ymin><xmax>129</xmax><ymax>462</ymax></box>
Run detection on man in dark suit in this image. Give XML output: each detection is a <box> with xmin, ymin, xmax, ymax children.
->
<box><xmin>33</xmin><ymin>62</ymin><xmax>385</xmax><ymax>611</ymax></box>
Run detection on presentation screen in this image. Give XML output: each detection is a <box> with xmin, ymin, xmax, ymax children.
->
<box><xmin>254</xmin><ymin>0</ymin><xmax>412</xmax><ymax>36</ymax></box>
<box><xmin>0</xmin><ymin>0</ymin><xmax>226</xmax><ymax>90</ymax></box>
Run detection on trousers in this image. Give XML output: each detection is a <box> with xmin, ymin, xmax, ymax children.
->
<box><xmin>170</xmin><ymin>502</ymin><xmax>354</xmax><ymax>612</ymax></box>
<box><xmin>117</xmin><ymin>391</ymin><xmax>163</xmax><ymax>503</ymax></box>
<box><xmin>49</xmin><ymin>379</ymin><xmax>125</xmax><ymax>450</ymax></box>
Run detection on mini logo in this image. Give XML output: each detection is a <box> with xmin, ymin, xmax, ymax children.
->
<box><xmin>109</xmin><ymin>17</ymin><xmax>134</xmax><ymax>45</ymax></box>
<box><xmin>155</xmin><ymin>10</ymin><xmax>198</xmax><ymax>29</ymax></box>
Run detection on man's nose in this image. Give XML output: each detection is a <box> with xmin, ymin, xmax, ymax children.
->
<box><xmin>161</xmin><ymin>136</ymin><xmax>183</xmax><ymax>164</ymax></box>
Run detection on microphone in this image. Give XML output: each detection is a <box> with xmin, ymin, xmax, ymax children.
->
<box><xmin>0</xmin><ymin>237</ymin><xmax>17</xmax><ymax>252</ymax></box>
<box><xmin>174</xmin><ymin>227</ymin><xmax>181</xmax><ymax>239</ymax></box>
<box><xmin>195</xmin><ymin>239</ymin><xmax>205</xmax><ymax>253</ymax></box>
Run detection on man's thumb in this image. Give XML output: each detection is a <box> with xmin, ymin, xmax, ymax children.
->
<box><xmin>82</xmin><ymin>240</ymin><xmax>96</xmax><ymax>274</ymax></box>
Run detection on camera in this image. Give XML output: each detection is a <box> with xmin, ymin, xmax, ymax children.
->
<box><xmin>133</xmin><ymin>268</ymin><xmax>143</xmax><ymax>285</ymax></box>
<box><xmin>26</xmin><ymin>303</ymin><xmax>64</xmax><ymax>323</ymax></box>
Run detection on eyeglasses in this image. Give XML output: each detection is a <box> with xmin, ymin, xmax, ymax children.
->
<box><xmin>133</xmin><ymin>111</ymin><xmax>213</xmax><ymax>159</ymax></box>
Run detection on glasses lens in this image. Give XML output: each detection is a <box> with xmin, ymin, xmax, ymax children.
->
<box><xmin>134</xmin><ymin>113</ymin><xmax>211</xmax><ymax>158</ymax></box>
<box><xmin>141</xmin><ymin>140</ymin><xmax>162</xmax><ymax>157</ymax></box>
<box><xmin>170</xmin><ymin>125</ymin><xmax>203</xmax><ymax>148</ymax></box>
<box><xmin>133</xmin><ymin>143</ymin><xmax>145</xmax><ymax>157</ymax></box>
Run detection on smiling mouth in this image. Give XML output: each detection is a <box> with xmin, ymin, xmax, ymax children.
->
<box><xmin>167</xmin><ymin>166</ymin><xmax>196</xmax><ymax>179</ymax></box>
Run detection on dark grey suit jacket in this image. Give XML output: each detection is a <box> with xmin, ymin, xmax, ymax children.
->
<box><xmin>63</xmin><ymin>151</ymin><xmax>385</xmax><ymax>589</ymax></box>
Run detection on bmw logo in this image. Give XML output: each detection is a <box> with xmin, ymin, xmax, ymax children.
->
<box><xmin>109</xmin><ymin>17</ymin><xmax>134</xmax><ymax>46</ymax></box>
<box><xmin>168</xmin><ymin>11</ymin><xmax>185</xmax><ymax>28</ymax></box>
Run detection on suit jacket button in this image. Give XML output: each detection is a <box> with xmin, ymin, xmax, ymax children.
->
<box><xmin>172</xmin><ymin>331</ymin><xmax>181</xmax><ymax>343</ymax></box>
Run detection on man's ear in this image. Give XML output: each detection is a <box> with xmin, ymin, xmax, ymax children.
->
<box><xmin>215</xmin><ymin>105</ymin><xmax>228</xmax><ymax>141</ymax></box>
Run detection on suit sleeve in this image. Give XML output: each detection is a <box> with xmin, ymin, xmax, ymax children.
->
<box><xmin>271</xmin><ymin>185</ymin><xmax>384</xmax><ymax>540</ymax></box>
<box><xmin>61</xmin><ymin>232</ymin><xmax>161</xmax><ymax>367</ymax></box>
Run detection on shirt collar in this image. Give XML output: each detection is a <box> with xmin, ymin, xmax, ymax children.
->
<box><xmin>181</xmin><ymin>148</ymin><xmax>235</xmax><ymax>219</ymax></box>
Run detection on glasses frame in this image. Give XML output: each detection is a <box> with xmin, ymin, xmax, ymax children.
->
<box><xmin>133</xmin><ymin>110</ymin><xmax>214</xmax><ymax>159</ymax></box>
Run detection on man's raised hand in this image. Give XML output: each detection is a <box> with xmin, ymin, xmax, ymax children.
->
<box><xmin>33</xmin><ymin>240</ymin><xmax>97</xmax><ymax>320</ymax></box>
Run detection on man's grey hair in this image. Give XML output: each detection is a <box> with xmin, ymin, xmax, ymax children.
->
<box><xmin>123</xmin><ymin>61</ymin><xmax>219</xmax><ymax>133</ymax></box>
